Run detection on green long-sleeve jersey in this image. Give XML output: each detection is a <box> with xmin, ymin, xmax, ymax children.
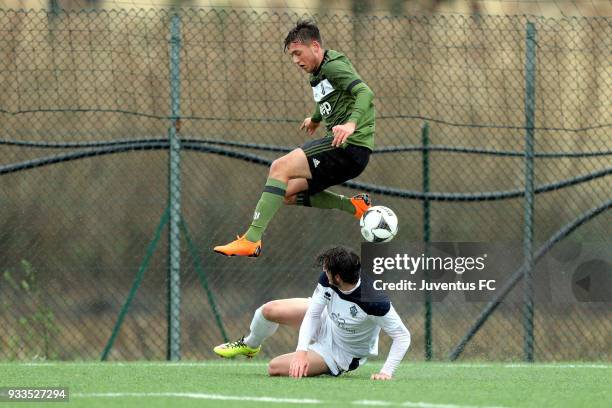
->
<box><xmin>309</xmin><ymin>50</ymin><xmax>375</xmax><ymax>151</ymax></box>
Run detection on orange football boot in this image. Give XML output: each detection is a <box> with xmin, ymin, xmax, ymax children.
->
<box><xmin>351</xmin><ymin>193</ymin><xmax>372</xmax><ymax>219</ymax></box>
<box><xmin>214</xmin><ymin>235</ymin><xmax>262</xmax><ymax>257</ymax></box>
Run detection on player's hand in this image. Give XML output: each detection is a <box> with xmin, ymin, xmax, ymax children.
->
<box><xmin>289</xmin><ymin>351</ymin><xmax>309</xmax><ymax>379</ymax></box>
<box><xmin>331</xmin><ymin>122</ymin><xmax>356</xmax><ymax>147</ymax></box>
<box><xmin>371</xmin><ymin>372</ymin><xmax>392</xmax><ymax>380</ymax></box>
<box><xmin>300</xmin><ymin>117</ymin><xmax>320</xmax><ymax>135</ymax></box>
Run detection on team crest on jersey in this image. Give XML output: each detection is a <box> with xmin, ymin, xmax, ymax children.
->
<box><xmin>312</xmin><ymin>79</ymin><xmax>336</xmax><ymax>102</ymax></box>
<box><xmin>350</xmin><ymin>305</ymin><xmax>358</xmax><ymax>318</ymax></box>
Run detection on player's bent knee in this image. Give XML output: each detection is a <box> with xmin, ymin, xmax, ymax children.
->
<box><xmin>267</xmin><ymin>362</ymin><xmax>278</xmax><ymax>376</ymax></box>
<box><xmin>269</xmin><ymin>157</ymin><xmax>287</xmax><ymax>178</ymax></box>
<box><xmin>267</xmin><ymin>359</ymin><xmax>287</xmax><ymax>376</ymax></box>
<box><xmin>262</xmin><ymin>300</ymin><xmax>289</xmax><ymax>323</ymax></box>
<box><xmin>261</xmin><ymin>301</ymin><xmax>279</xmax><ymax>322</ymax></box>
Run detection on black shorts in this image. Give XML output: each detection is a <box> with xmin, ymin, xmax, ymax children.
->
<box><xmin>301</xmin><ymin>137</ymin><xmax>371</xmax><ymax>195</ymax></box>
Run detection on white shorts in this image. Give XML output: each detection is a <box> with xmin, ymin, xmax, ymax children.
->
<box><xmin>308</xmin><ymin>309</ymin><xmax>367</xmax><ymax>376</ymax></box>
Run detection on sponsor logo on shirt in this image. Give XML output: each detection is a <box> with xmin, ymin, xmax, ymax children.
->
<box><xmin>330</xmin><ymin>312</ymin><xmax>356</xmax><ymax>334</ymax></box>
<box><xmin>312</xmin><ymin>79</ymin><xmax>336</xmax><ymax>102</ymax></box>
<box><xmin>319</xmin><ymin>101</ymin><xmax>332</xmax><ymax>116</ymax></box>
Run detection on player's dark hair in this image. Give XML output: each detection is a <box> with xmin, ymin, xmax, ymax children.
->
<box><xmin>317</xmin><ymin>246</ymin><xmax>360</xmax><ymax>285</ymax></box>
<box><xmin>283</xmin><ymin>19</ymin><xmax>322</xmax><ymax>52</ymax></box>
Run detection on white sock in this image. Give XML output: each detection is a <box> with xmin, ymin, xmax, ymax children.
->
<box><xmin>244</xmin><ymin>306</ymin><xmax>279</xmax><ymax>348</ymax></box>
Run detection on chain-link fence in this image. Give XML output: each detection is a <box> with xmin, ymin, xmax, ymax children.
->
<box><xmin>1</xmin><ymin>8</ymin><xmax>610</xmax><ymax>362</ymax></box>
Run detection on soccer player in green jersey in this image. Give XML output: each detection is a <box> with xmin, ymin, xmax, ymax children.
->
<box><xmin>214</xmin><ymin>20</ymin><xmax>376</xmax><ymax>257</ymax></box>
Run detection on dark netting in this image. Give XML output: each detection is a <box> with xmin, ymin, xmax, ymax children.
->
<box><xmin>0</xmin><ymin>9</ymin><xmax>610</xmax><ymax>361</ymax></box>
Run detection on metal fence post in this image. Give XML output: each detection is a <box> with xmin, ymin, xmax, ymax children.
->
<box><xmin>101</xmin><ymin>208</ymin><xmax>170</xmax><ymax>361</ymax></box>
<box><xmin>167</xmin><ymin>11</ymin><xmax>182</xmax><ymax>361</ymax></box>
<box><xmin>180</xmin><ymin>217</ymin><xmax>230</xmax><ymax>343</ymax></box>
<box><xmin>422</xmin><ymin>122</ymin><xmax>433</xmax><ymax>361</ymax></box>
<box><xmin>522</xmin><ymin>21</ymin><xmax>537</xmax><ymax>362</ymax></box>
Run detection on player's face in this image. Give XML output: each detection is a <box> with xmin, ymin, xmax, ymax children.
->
<box><xmin>288</xmin><ymin>41</ymin><xmax>320</xmax><ymax>73</ymax></box>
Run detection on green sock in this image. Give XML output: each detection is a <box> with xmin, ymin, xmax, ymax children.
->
<box><xmin>297</xmin><ymin>190</ymin><xmax>355</xmax><ymax>215</ymax></box>
<box><xmin>245</xmin><ymin>178</ymin><xmax>287</xmax><ymax>242</ymax></box>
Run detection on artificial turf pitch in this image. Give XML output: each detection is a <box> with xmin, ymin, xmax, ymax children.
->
<box><xmin>1</xmin><ymin>361</ymin><xmax>609</xmax><ymax>408</ymax></box>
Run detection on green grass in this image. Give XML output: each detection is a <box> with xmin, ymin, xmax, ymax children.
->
<box><xmin>1</xmin><ymin>361</ymin><xmax>610</xmax><ymax>408</ymax></box>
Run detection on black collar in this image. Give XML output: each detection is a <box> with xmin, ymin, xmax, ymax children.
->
<box><xmin>312</xmin><ymin>50</ymin><xmax>328</xmax><ymax>77</ymax></box>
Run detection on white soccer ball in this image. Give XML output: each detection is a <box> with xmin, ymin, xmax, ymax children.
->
<box><xmin>360</xmin><ymin>206</ymin><xmax>398</xmax><ymax>243</ymax></box>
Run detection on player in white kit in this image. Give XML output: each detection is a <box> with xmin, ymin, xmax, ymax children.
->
<box><xmin>213</xmin><ymin>247</ymin><xmax>411</xmax><ymax>380</ymax></box>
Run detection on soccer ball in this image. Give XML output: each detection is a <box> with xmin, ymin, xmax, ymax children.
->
<box><xmin>360</xmin><ymin>206</ymin><xmax>398</xmax><ymax>243</ymax></box>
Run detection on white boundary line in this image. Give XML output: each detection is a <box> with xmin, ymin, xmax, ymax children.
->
<box><xmin>353</xmin><ymin>401</ymin><xmax>508</xmax><ymax>408</ymax></box>
<box><xmin>73</xmin><ymin>392</ymin><xmax>508</xmax><ymax>408</ymax></box>
<box><xmin>18</xmin><ymin>362</ymin><xmax>270</xmax><ymax>367</ymax></box>
<box><xmin>14</xmin><ymin>362</ymin><xmax>610</xmax><ymax>368</ymax></box>
<box><xmin>75</xmin><ymin>392</ymin><xmax>321</xmax><ymax>404</ymax></box>
<box><xmin>503</xmin><ymin>363</ymin><xmax>610</xmax><ymax>369</ymax></box>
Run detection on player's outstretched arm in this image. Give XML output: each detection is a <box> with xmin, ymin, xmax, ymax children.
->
<box><xmin>300</xmin><ymin>117</ymin><xmax>320</xmax><ymax>135</ymax></box>
<box><xmin>289</xmin><ymin>350</ymin><xmax>310</xmax><ymax>378</ymax></box>
<box><xmin>331</xmin><ymin>82</ymin><xmax>374</xmax><ymax>147</ymax></box>
<box><xmin>331</xmin><ymin>121</ymin><xmax>355</xmax><ymax>147</ymax></box>
<box><xmin>290</xmin><ymin>301</ymin><xmax>325</xmax><ymax>378</ymax></box>
<box><xmin>371</xmin><ymin>372</ymin><xmax>392</xmax><ymax>380</ymax></box>
<box><xmin>372</xmin><ymin>305</ymin><xmax>411</xmax><ymax>380</ymax></box>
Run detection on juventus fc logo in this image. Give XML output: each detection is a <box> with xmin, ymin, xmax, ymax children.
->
<box><xmin>319</xmin><ymin>101</ymin><xmax>332</xmax><ymax>116</ymax></box>
<box><xmin>253</xmin><ymin>211</ymin><xmax>261</xmax><ymax>220</ymax></box>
